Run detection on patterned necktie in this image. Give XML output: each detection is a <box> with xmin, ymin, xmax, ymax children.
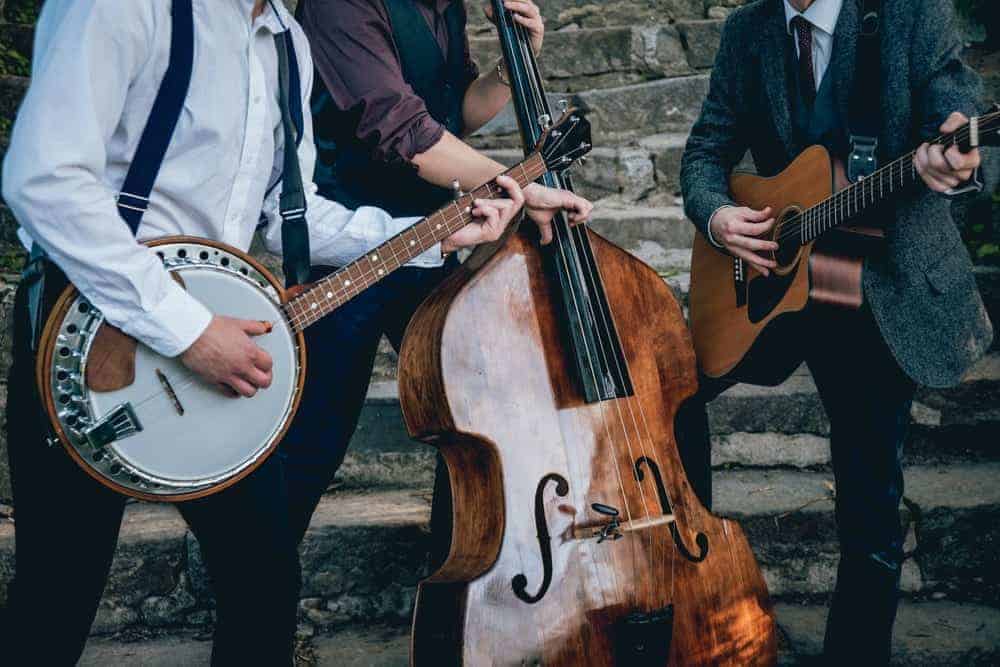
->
<box><xmin>791</xmin><ymin>15</ymin><xmax>816</xmax><ymax>106</ymax></box>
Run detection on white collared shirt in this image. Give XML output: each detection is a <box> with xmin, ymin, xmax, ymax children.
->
<box><xmin>2</xmin><ymin>0</ymin><xmax>443</xmax><ymax>358</ymax></box>
<box><xmin>783</xmin><ymin>0</ymin><xmax>845</xmax><ymax>90</ymax></box>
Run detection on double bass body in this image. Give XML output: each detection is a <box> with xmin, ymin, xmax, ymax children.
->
<box><xmin>399</xmin><ymin>227</ymin><xmax>777</xmax><ymax>665</ymax></box>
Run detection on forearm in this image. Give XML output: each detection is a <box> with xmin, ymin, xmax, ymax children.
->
<box><xmin>462</xmin><ymin>64</ymin><xmax>512</xmax><ymax>134</ymax></box>
<box><xmin>410</xmin><ymin>131</ymin><xmax>508</xmax><ymax>191</ymax></box>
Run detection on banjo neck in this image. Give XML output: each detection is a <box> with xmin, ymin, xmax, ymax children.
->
<box><xmin>281</xmin><ymin>152</ymin><xmax>547</xmax><ymax>332</ymax></box>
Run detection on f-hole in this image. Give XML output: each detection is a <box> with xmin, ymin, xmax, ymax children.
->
<box><xmin>512</xmin><ymin>473</ymin><xmax>569</xmax><ymax>604</ymax></box>
<box><xmin>634</xmin><ymin>457</ymin><xmax>709</xmax><ymax>563</ymax></box>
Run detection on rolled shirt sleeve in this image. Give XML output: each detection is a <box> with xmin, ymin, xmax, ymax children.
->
<box><xmin>297</xmin><ymin>0</ymin><xmax>446</xmax><ymax>165</ymax></box>
<box><xmin>260</xmin><ymin>22</ymin><xmax>444</xmax><ymax>269</ymax></box>
<box><xmin>2</xmin><ymin>0</ymin><xmax>212</xmax><ymax>358</ymax></box>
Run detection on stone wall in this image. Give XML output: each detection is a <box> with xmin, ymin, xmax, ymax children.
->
<box><xmin>0</xmin><ymin>1</ymin><xmax>996</xmax><ymax>501</ymax></box>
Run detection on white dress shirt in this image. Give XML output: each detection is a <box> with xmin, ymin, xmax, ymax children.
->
<box><xmin>783</xmin><ymin>0</ymin><xmax>845</xmax><ymax>90</ymax></box>
<box><xmin>2</xmin><ymin>0</ymin><xmax>443</xmax><ymax>358</ymax></box>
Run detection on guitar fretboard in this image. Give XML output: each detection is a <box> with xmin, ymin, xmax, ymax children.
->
<box><xmin>282</xmin><ymin>152</ymin><xmax>546</xmax><ymax>332</ymax></box>
<box><xmin>786</xmin><ymin>110</ymin><xmax>1000</xmax><ymax>246</ymax></box>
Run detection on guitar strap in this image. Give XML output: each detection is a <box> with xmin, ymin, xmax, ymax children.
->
<box><xmin>274</xmin><ymin>29</ymin><xmax>311</xmax><ymax>288</ymax></box>
<box><xmin>847</xmin><ymin>0</ymin><xmax>882</xmax><ymax>182</ymax></box>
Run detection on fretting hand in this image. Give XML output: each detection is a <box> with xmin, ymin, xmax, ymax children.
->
<box><xmin>484</xmin><ymin>0</ymin><xmax>544</xmax><ymax>55</ymax></box>
<box><xmin>522</xmin><ymin>183</ymin><xmax>593</xmax><ymax>245</ymax></box>
<box><xmin>915</xmin><ymin>112</ymin><xmax>981</xmax><ymax>193</ymax></box>
<box><xmin>441</xmin><ymin>174</ymin><xmax>526</xmax><ymax>254</ymax></box>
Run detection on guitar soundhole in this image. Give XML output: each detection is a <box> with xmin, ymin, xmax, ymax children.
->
<box><xmin>771</xmin><ymin>207</ymin><xmax>804</xmax><ymax>273</ymax></box>
<box><xmin>775</xmin><ymin>239</ymin><xmax>800</xmax><ymax>268</ymax></box>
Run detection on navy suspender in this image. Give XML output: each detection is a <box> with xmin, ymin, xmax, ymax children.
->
<box><xmin>115</xmin><ymin>0</ymin><xmax>195</xmax><ymax>232</ymax></box>
<box><xmin>26</xmin><ymin>0</ymin><xmax>312</xmax><ymax>350</ymax></box>
<box><xmin>275</xmin><ymin>30</ymin><xmax>311</xmax><ymax>288</ymax></box>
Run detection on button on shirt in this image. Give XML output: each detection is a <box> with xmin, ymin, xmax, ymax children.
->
<box><xmin>783</xmin><ymin>0</ymin><xmax>844</xmax><ymax>90</ymax></box>
<box><xmin>2</xmin><ymin>0</ymin><xmax>444</xmax><ymax>358</ymax></box>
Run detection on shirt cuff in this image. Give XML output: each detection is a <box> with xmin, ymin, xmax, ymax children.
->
<box><xmin>706</xmin><ymin>205</ymin><xmax>733</xmax><ymax>249</ymax></box>
<box><xmin>120</xmin><ymin>279</ymin><xmax>213</xmax><ymax>358</ymax></box>
<box><xmin>943</xmin><ymin>166</ymin><xmax>984</xmax><ymax>197</ymax></box>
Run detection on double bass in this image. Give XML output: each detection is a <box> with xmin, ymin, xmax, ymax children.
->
<box><xmin>398</xmin><ymin>3</ymin><xmax>778</xmax><ymax>663</ymax></box>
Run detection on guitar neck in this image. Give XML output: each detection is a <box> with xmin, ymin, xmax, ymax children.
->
<box><xmin>282</xmin><ymin>152</ymin><xmax>547</xmax><ymax>332</ymax></box>
<box><xmin>797</xmin><ymin>110</ymin><xmax>1000</xmax><ymax>244</ymax></box>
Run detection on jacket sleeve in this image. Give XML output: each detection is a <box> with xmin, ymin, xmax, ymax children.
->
<box><xmin>680</xmin><ymin>12</ymin><xmax>751</xmax><ymax>239</ymax></box>
<box><xmin>910</xmin><ymin>0</ymin><xmax>997</xmax><ymax>195</ymax></box>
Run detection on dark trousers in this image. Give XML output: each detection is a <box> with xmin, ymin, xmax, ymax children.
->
<box><xmin>279</xmin><ymin>262</ymin><xmax>455</xmax><ymax>550</ymax></box>
<box><xmin>676</xmin><ymin>304</ymin><xmax>914</xmax><ymax>665</ymax></box>
<box><xmin>0</xmin><ymin>270</ymin><xmax>300</xmax><ymax>666</ymax></box>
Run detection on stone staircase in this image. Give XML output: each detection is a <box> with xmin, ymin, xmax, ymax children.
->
<box><xmin>1</xmin><ymin>0</ymin><xmax>1000</xmax><ymax>663</ymax></box>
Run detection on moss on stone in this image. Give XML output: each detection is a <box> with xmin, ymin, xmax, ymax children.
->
<box><xmin>3</xmin><ymin>0</ymin><xmax>42</xmax><ymax>24</ymax></box>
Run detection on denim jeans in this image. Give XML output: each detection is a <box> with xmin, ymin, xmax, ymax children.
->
<box><xmin>675</xmin><ymin>304</ymin><xmax>914</xmax><ymax>664</ymax></box>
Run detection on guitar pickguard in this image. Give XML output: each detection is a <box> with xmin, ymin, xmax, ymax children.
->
<box><xmin>747</xmin><ymin>259</ymin><xmax>801</xmax><ymax>324</ymax></box>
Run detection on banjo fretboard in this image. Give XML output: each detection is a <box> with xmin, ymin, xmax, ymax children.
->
<box><xmin>282</xmin><ymin>152</ymin><xmax>547</xmax><ymax>332</ymax></box>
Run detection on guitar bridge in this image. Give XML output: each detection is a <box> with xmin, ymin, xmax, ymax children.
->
<box><xmin>83</xmin><ymin>402</ymin><xmax>143</xmax><ymax>449</ymax></box>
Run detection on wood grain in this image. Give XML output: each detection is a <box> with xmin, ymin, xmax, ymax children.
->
<box><xmin>399</xmin><ymin>228</ymin><xmax>777</xmax><ymax>665</ymax></box>
<box><xmin>689</xmin><ymin>145</ymin><xmax>832</xmax><ymax>379</ymax></box>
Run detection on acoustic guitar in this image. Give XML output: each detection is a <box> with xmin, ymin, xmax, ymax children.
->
<box><xmin>689</xmin><ymin>107</ymin><xmax>999</xmax><ymax>385</ymax></box>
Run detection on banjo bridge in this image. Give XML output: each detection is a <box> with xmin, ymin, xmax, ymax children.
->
<box><xmin>83</xmin><ymin>402</ymin><xmax>144</xmax><ymax>449</ymax></box>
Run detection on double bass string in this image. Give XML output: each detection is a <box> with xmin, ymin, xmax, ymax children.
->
<box><xmin>507</xmin><ymin>19</ymin><xmax>657</xmax><ymax>610</ymax></box>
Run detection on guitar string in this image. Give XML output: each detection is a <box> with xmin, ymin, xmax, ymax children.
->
<box><xmin>771</xmin><ymin>115</ymin><xmax>995</xmax><ymax>246</ymax></box>
<box><xmin>505</xmin><ymin>21</ymin><xmax>645</xmax><ymax>611</ymax></box>
<box><xmin>508</xmin><ymin>20</ymin><xmax>635</xmax><ymax>616</ymax></box>
<box><xmin>775</xmin><ymin>119</ymin><xmax>987</xmax><ymax>244</ymax></box>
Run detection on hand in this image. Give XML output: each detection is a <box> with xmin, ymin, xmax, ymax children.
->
<box><xmin>915</xmin><ymin>112</ymin><xmax>981</xmax><ymax>193</ymax></box>
<box><xmin>709</xmin><ymin>206</ymin><xmax>779</xmax><ymax>276</ymax></box>
<box><xmin>181</xmin><ymin>316</ymin><xmax>274</xmax><ymax>397</ymax></box>
<box><xmin>484</xmin><ymin>0</ymin><xmax>544</xmax><ymax>55</ymax></box>
<box><xmin>522</xmin><ymin>183</ymin><xmax>593</xmax><ymax>245</ymax></box>
<box><xmin>441</xmin><ymin>174</ymin><xmax>525</xmax><ymax>253</ymax></box>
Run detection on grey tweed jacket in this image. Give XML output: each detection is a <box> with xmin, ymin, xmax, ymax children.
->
<box><xmin>680</xmin><ymin>0</ymin><xmax>995</xmax><ymax>389</ymax></box>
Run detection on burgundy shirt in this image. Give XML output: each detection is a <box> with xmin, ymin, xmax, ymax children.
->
<box><xmin>298</xmin><ymin>0</ymin><xmax>479</xmax><ymax>166</ymax></box>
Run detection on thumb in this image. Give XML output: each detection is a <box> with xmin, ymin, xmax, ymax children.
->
<box><xmin>744</xmin><ymin>206</ymin><xmax>773</xmax><ymax>222</ymax></box>
<box><xmin>241</xmin><ymin>319</ymin><xmax>273</xmax><ymax>337</ymax></box>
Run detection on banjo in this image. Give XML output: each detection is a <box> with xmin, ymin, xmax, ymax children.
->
<box><xmin>35</xmin><ymin>110</ymin><xmax>592</xmax><ymax>502</ymax></box>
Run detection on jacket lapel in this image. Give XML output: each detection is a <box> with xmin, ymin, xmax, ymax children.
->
<box><xmin>760</xmin><ymin>1</ymin><xmax>794</xmax><ymax>158</ymax></box>
<box><xmin>830</xmin><ymin>0</ymin><xmax>858</xmax><ymax>139</ymax></box>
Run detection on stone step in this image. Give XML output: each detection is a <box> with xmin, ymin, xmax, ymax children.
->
<box><xmin>345</xmin><ymin>349</ymin><xmax>1000</xmax><ymax>488</ymax></box>
<box><xmin>8</xmin><ymin>463</ymin><xmax>994</xmax><ymax>637</ymax></box>
<box><xmin>469</xmin><ymin>21</ymin><xmax>723</xmax><ymax>92</ymax></box>
<box><xmin>484</xmin><ymin>132</ymin><xmax>691</xmax><ymax>201</ymax></box>
<box><xmin>78</xmin><ymin>600</ymin><xmax>1000</xmax><ymax>666</ymax></box>
<box><xmin>471</xmin><ymin>74</ymin><xmax>710</xmax><ymax>147</ymax></box>
<box><xmin>466</xmin><ymin>0</ymin><xmax>710</xmax><ymax>34</ymax></box>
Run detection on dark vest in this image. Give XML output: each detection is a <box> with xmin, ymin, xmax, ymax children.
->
<box><xmin>309</xmin><ymin>0</ymin><xmax>469</xmax><ymax>217</ymax></box>
<box><xmin>788</xmin><ymin>46</ymin><xmax>848</xmax><ymax>161</ymax></box>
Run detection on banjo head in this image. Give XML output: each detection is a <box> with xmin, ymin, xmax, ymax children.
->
<box><xmin>41</xmin><ymin>239</ymin><xmax>304</xmax><ymax>501</ymax></box>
